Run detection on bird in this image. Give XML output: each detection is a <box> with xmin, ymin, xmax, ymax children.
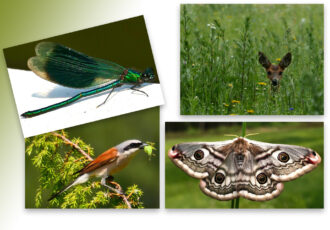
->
<box><xmin>48</xmin><ymin>139</ymin><xmax>147</xmax><ymax>201</ymax></box>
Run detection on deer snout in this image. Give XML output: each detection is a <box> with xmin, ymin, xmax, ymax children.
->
<box><xmin>272</xmin><ymin>79</ymin><xmax>278</xmax><ymax>86</ymax></box>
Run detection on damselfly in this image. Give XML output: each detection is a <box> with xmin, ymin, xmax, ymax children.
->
<box><xmin>21</xmin><ymin>42</ymin><xmax>155</xmax><ymax>118</ymax></box>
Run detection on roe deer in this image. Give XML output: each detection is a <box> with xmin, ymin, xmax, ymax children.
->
<box><xmin>258</xmin><ymin>52</ymin><xmax>292</xmax><ymax>90</ymax></box>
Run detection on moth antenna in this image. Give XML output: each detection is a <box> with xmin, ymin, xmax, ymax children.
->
<box><xmin>224</xmin><ymin>134</ymin><xmax>239</xmax><ymax>138</ymax></box>
<box><xmin>244</xmin><ymin>133</ymin><xmax>260</xmax><ymax>138</ymax></box>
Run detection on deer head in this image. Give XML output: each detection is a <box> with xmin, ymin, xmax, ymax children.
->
<box><xmin>258</xmin><ymin>52</ymin><xmax>292</xmax><ymax>88</ymax></box>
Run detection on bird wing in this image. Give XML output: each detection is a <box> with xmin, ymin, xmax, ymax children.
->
<box><xmin>75</xmin><ymin>147</ymin><xmax>119</xmax><ymax>175</ymax></box>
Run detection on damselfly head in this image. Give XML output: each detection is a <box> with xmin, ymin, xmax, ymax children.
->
<box><xmin>141</xmin><ymin>67</ymin><xmax>155</xmax><ymax>82</ymax></box>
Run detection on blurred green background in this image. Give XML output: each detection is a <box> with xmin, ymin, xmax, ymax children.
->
<box><xmin>4</xmin><ymin>15</ymin><xmax>159</xmax><ymax>82</ymax></box>
<box><xmin>181</xmin><ymin>4</ymin><xmax>323</xmax><ymax>115</ymax></box>
<box><xmin>166</xmin><ymin>122</ymin><xmax>323</xmax><ymax>208</ymax></box>
<box><xmin>26</xmin><ymin>107</ymin><xmax>159</xmax><ymax>208</ymax></box>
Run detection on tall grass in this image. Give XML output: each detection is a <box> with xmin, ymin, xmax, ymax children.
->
<box><xmin>180</xmin><ymin>5</ymin><xmax>324</xmax><ymax>115</ymax></box>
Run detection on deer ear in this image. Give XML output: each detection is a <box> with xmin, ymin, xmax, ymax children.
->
<box><xmin>279</xmin><ymin>52</ymin><xmax>292</xmax><ymax>69</ymax></box>
<box><xmin>258</xmin><ymin>52</ymin><xmax>271</xmax><ymax>69</ymax></box>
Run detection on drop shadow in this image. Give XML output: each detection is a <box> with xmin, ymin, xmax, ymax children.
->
<box><xmin>29</xmin><ymin>83</ymin><xmax>152</xmax><ymax>107</ymax></box>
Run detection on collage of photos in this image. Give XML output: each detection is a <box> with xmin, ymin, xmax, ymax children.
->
<box><xmin>4</xmin><ymin>16</ymin><xmax>163</xmax><ymax>209</ymax></box>
<box><xmin>0</xmin><ymin>2</ymin><xmax>325</xmax><ymax>215</ymax></box>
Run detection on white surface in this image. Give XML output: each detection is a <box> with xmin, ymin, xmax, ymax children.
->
<box><xmin>8</xmin><ymin>68</ymin><xmax>164</xmax><ymax>137</ymax></box>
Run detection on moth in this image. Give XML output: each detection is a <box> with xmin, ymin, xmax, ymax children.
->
<box><xmin>168</xmin><ymin>137</ymin><xmax>321</xmax><ymax>201</ymax></box>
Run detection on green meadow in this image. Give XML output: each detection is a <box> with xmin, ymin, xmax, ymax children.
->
<box><xmin>180</xmin><ymin>5</ymin><xmax>323</xmax><ymax>115</ymax></box>
<box><xmin>165</xmin><ymin>123</ymin><xmax>324</xmax><ymax>208</ymax></box>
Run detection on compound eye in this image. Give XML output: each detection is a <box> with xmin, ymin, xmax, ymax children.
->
<box><xmin>194</xmin><ymin>150</ymin><xmax>204</xmax><ymax>160</ymax></box>
<box><xmin>256</xmin><ymin>173</ymin><xmax>267</xmax><ymax>184</ymax></box>
<box><xmin>214</xmin><ymin>172</ymin><xmax>225</xmax><ymax>184</ymax></box>
<box><xmin>278</xmin><ymin>152</ymin><xmax>290</xmax><ymax>163</ymax></box>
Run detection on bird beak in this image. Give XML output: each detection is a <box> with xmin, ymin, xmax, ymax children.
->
<box><xmin>139</xmin><ymin>142</ymin><xmax>148</xmax><ymax>149</ymax></box>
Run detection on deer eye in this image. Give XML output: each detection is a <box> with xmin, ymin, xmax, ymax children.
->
<box><xmin>279</xmin><ymin>71</ymin><xmax>283</xmax><ymax>75</ymax></box>
<box><xmin>267</xmin><ymin>71</ymin><xmax>271</xmax><ymax>75</ymax></box>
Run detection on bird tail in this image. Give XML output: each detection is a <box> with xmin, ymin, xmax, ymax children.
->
<box><xmin>48</xmin><ymin>181</ymin><xmax>76</xmax><ymax>201</ymax></box>
<box><xmin>48</xmin><ymin>174</ymin><xmax>90</xmax><ymax>201</ymax></box>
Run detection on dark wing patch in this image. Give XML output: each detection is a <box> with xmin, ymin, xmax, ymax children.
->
<box><xmin>28</xmin><ymin>42</ymin><xmax>124</xmax><ymax>88</ymax></box>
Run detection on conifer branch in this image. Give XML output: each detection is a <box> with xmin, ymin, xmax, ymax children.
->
<box><xmin>104</xmin><ymin>181</ymin><xmax>132</xmax><ymax>209</ymax></box>
<box><xmin>52</xmin><ymin>132</ymin><xmax>93</xmax><ymax>161</ymax></box>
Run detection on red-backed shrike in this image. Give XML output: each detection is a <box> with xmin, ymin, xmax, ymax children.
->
<box><xmin>48</xmin><ymin>139</ymin><xmax>147</xmax><ymax>201</ymax></box>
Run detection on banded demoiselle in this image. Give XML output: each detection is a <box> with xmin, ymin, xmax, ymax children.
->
<box><xmin>21</xmin><ymin>42</ymin><xmax>155</xmax><ymax>118</ymax></box>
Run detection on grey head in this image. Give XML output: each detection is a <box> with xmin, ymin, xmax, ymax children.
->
<box><xmin>116</xmin><ymin>139</ymin><xmax>147</xmax><ymax>153</ymax></box>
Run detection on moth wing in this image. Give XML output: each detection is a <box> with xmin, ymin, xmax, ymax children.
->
<box><xmin>200</xmin><ymin>173</ymin><xmax>284</xmax><ymax>201</ymax></box>
<box><xmin>168</xmin><ymin>140</ymin><xmax>232</xmax><ymax>179</ymax></box>
<box><xmin>247</xmin><ymin>139</ymin><xmax>321</xmax><ymax>182</ymax></box>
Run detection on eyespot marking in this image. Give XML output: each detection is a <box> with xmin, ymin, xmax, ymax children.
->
<box><xmin>194</xmin><ymin>150</ymin><xmax>204</xmax><ymax>160</ymax></box>
<box><xmin>214</xmin><ymin>172</ymin><xmax>225</xmax><ymax>184</ymax></box>
<box><xmin>257</xmin><ymin>173</ymin><xmax>267</xmax><ymax>184</ymax></box>
<box><xmin>277</xmin><ymin>152</ymin><xmax>290</xmax><ymax>163</ymax></box>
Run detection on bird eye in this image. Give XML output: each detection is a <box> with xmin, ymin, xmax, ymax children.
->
<box><xmin>194</xmin><ymin>150</ymin><xmax>204</xmax><ymax>160</ymax></box>
<box><xmin>256</xmin><ymin>173</ymin><xmax>267</xmax><ymax>184</ymax></box>
<box><xmin>267</xmin><ymin>71</ymin><xmax>271</xmax><ymax>75</ymax></box>
<box><xmin>124</xmin><ymin>143</ymin><xmax>138</xmax><ymax>151</ymax></box>
<box><xmin>278</xmin><ymin>152</ymin><xmax>289</xmax><ymax>162</ymax></box>
<box><xmin>279</xmin><ymin>71</ymin><xmax>283</xmax><ymax>75</ymax></box>
<box><xmin>214</xmin><ymin>172</ymin><xmax>225</xmax><ymax>184</ymax></box>
<box><xmin>129</xmin><ymin>143</ymin><xmax>140</xmax><ymax>148</ymax></box>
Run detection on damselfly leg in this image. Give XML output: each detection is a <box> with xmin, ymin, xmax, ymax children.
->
<box><xmin>130</xmin><ymin>84</ymin><xmax>149</xmax><ymax>97</ymax></box>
